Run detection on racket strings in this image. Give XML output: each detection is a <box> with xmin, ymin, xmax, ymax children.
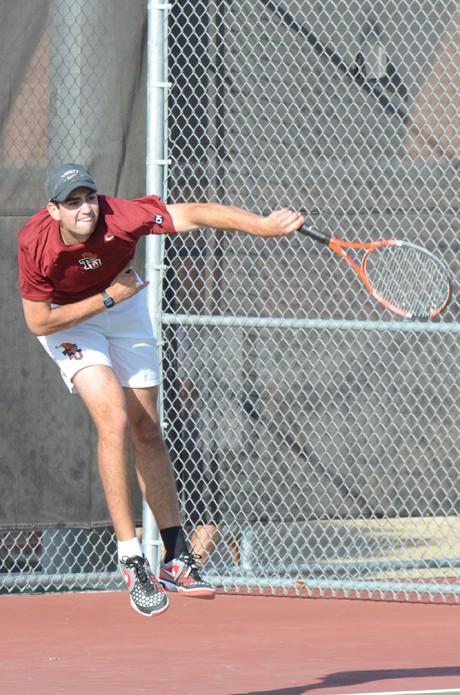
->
<box><xmin>364</xmin><ymin>245</ymin><xmax>450</xmax><ymax>318</ymax></box>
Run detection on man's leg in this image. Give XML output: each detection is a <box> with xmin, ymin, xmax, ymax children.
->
<box><xmin>73</xmin><ymin>366</ymin><xmax>168</xmax><ymax>617</ymax></box>
<box><xmin>125</xmin><ymin>386</ymin><xmax>215</xmax><ymax>598</ymax></box>
<box><xmin>73</xmin><ymin>365</ymin><xmax>135</xmax><ymax>540</ymax></box>
<box><xmin>124</xmin><ymin>386</ymin><xmax>181</xmax><ymax>530</ymax></box>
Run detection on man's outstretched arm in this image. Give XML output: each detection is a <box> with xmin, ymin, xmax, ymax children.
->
<box><xmin>166</xmin><ymin>202</ymin><xmax>304</xmax><ymax>237</ymax></box>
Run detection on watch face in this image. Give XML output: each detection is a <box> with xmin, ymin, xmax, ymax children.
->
<box><xmin>103</xmin><ymin>293</ymin><xmax>114</xmax><ymax>308</ymax></box>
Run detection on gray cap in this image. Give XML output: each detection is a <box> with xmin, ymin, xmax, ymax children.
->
<box><xmin>46</xmin><ymin>163</ymin><xmax>97</xmax><ymax>202</ymax></box>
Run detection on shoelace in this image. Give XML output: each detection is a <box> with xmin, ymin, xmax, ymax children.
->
<box><xmin>121</xmin><ymin>555</ymin><xmax>160</xmax><ymax>590</ymax></box>
<box><xmin>181</xmin><ymin>553</ymin><xmax>203</xmax><ymax>579</ymax></box>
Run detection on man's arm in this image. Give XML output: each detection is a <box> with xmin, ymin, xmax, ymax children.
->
<box><xmin>166</xmin><ymin>202</ymin><xmax>304</xmax><ymax>236</ymax></box>
<box><xmin>22</xmin><ymin>267</ymin><xmax>146</xmax><ymax>336</ymax></box>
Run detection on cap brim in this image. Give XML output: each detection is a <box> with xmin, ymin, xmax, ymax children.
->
<box><xmin>51</xmin><ymin>176</ymin><xmax>98</xmax><ymax>202</ymax></box>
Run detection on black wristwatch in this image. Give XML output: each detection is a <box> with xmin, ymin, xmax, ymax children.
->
<box><xmin>102</xmin><ymin>290</ymin><xmax>115</xmax><ymax>309</ymax></box>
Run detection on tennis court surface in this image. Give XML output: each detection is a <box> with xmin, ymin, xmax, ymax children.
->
<box><xmin>1</xmin><ymin>590</ymin><xmax>458</xmax><ymax>695</ymax></box>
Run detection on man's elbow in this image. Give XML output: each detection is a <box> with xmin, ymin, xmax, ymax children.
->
<box><xmin>21</xmin><ymin>299</ymin><xmax>53</xmax><ymax>336</ymax></box>
<box><xmin>22</xmin><ymin>312</ymin><xmax>52</xmax><ymax>336</ymax></box>
<box><xmin>24</xmin><ymin>319</ymin><xmax>46</xmax><ymax>336</ymax></box>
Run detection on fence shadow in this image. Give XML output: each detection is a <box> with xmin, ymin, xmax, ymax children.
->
<box><xmin>231</xmin><ymin>665</ymin><xmax>460</xmax><ymax>695</ymax></box>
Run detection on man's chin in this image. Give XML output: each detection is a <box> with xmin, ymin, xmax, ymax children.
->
<box><xmin>76</xmin><ymin>222</ymin><xmax>97</xmax><ymax>236</ymax></box>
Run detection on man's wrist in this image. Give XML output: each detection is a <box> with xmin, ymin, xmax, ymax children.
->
<box><xmin>101</xmin><ymin>289</ymin><xmax>115</xmax><ymax>309</ymax></box>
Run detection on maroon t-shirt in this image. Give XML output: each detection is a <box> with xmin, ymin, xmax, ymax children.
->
<box><xmin>18</xmin><ymin>195</ymin><xmax>176</xmax><ymax>305</ymax></box>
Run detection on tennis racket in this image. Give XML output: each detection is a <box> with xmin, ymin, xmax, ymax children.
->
<box><xmin>299</xmin><ymin>223</ymin><xmax>452</xmax><ymax>319</ymax></box>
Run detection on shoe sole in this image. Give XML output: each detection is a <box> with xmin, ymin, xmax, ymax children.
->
<box><xmin>160</xmin><ymin>579</ymin><xmax>216</xmax><ymax>599</ymax></box>
<box><xmin>129</xmin><ymin>594</ymin><xmax>170</xmax><ymax>617</ymax></box>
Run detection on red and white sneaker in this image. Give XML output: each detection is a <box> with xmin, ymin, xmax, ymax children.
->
<box><xmin>119</xmin><ymin>555</ymin><xmax>169</xmax><ymax>617</ymax></box>
<box><xmin>159</xmin><ymin>553</ymin><xmax>216</xmax><ymax>599</ymax></box>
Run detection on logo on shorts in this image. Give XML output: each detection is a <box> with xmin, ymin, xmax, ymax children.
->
<box><xmin>56</xmin><ymin>342</ymin><xmax>83</xmax><ymax>360</ymax></box>
<box><xmin>78</xmin><ymin>252</ymin><xmax>102</xmax><ymax>270</ymax></box>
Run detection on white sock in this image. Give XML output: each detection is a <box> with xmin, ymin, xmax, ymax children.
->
<box><xmin>117</xmin><ymin>537</ymin><xmax>143</xmax><ymax>561</ymax></box>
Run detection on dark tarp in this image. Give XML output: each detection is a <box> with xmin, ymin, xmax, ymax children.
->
<box><xmin>1</xmin><ymin>0</ymin><xmax>148</xmax><ymax>528</ymax></box>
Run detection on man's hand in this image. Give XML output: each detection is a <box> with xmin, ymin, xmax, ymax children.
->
<box><xmin>107</xmin><ymin>267</ymin><xmax>148</xmax><ymax>303</ymax></box>
<box><xmin>255</xmin><ymin>208</ymin><xmax>304</xmax><ymax>237</ymax></box>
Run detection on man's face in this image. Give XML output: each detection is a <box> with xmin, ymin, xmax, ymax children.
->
<box><xmin>47</xmin><ymin>187</ymin><xmax>99</xmax><ymax>244</ymax></box>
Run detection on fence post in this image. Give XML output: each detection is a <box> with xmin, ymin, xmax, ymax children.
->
<box><xmin>143</xmin><ymin>0</ymin><xmax>170</xmax><ymax>574</ymax></box>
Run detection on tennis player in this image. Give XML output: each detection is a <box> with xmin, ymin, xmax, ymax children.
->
<box><xmin>17</xmin><ymin>162</ymin><xmax>304</xmax><ymax>617</ymax></box>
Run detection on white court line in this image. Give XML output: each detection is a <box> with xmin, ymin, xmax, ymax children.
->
<box><xmin>335</xmin><ymin>688</ymin><xmax>460</xmax><ymax>695</ymax></box>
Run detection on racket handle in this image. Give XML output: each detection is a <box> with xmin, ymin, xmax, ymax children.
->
<box><xmin>299</xmin><ymin>223</ymin><xmax>332</xmax><ymax>245</ymax></box>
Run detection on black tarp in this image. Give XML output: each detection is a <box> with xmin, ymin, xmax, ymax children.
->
<box><xmin>1</xmin><ymin>0</ymin><xmax>148</xmax><ymax>527</ymax></box>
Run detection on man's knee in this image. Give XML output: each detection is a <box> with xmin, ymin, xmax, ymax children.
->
<box><xmin>131</xmin><ymin>412</ymin><xmax>164</xmax><ymax>450</ymax></box>
<box><xmin>92</xmin><ymin>404</ymin><xmax>130</xmax><ymax>438</ymax></box>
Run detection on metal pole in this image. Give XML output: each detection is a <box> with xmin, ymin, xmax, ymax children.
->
<box><xmin>144</xmin><ymin>0</ymin><xmax>170</xmax><ymax>574</ymax></box>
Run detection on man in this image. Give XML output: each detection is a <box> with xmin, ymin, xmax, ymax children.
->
<box><xmin>17</xmin><ymin>162</ymin><xmax>304</xmax><ymax>617</ymax></box>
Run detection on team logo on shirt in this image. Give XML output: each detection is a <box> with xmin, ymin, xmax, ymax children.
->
<box><xmin>154</xmin><ymin>214</ymin><xmax>164</xmax><ymax>224</ymax></box>
<box><xmin>56</xmin><ymin>342</ymin><xmax>83</xmax><ymax>360</ymax></box>
<box><xmin>78</xmin><ymin>252</ymin><xmax>102</xmax><ymax>270</ymax></box>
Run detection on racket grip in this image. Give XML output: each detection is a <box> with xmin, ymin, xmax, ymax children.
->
<box><xmin>299</xmin><ymin>223</ymin><xmax>332</xmax><ymax>245</ymax></box>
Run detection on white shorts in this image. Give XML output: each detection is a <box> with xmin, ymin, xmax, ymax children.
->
<box><xmin>37</xmin><ymin>290</ymin><xmax>160</xmax><ymax>393</ymax></box>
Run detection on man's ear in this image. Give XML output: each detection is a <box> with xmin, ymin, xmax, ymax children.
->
<box><xmin>47</xmin><ymin>201</ymin><xmax>61</xmax><ymax>221</ymax></box>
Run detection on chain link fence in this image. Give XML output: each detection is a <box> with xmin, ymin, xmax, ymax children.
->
<box><xmin>1</xmin><ymin>0</ymin><xmax>459</xmax><ymax>603</ymax></box>
<box><xmin>162</xmin><ymin>0</ymin><xmax>460</xmax><ymax>603</ymax></box>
